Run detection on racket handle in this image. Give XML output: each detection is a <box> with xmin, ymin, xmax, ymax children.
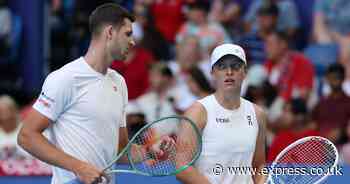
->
<box><xmin>65</xmin><ymin>178</ymin><xmax>83</xmax><ymax>184</ymax></box>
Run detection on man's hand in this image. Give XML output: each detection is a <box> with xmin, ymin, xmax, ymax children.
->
<box><xmin>73</xmin><ymin>161</ymin><xmax>108</xmax><ymax>184</ymax></box>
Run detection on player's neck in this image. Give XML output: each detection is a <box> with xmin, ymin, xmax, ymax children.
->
<box><xmin>84</xmin><ymin>41</ymin><xmax>111</xmax><ymax>75</ymax></box>
<box><xmin>198</xmin><ymin>91</ymin><xmax>210</xmax><ymax>99</ymax></box>
<box><xmin>214</xmin><ymin>92</ymin><xmax>240</xmax><ymax>110</ymax></box>
<box><xmin>330</xmin><ymin>88</ymin><xmax>344</xmax><ymax>98</ymax></box>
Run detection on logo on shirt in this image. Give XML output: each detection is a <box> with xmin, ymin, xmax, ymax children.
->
<box><xmin>38</xmin><ymin>98</ymin><xmax>51</xmax><ymax>108</ymax></box>
<box><xmin>216</xmin><ymin>118</ymin><xmax>230</xmax><ymax>124</ymax></box>
<box><xmin>40</xmin><ymin>92</ymin><xmax>55</xmax><ymax>103</ymax></box>
<box><xmin>113</xmin><ymin>86</ymin><xmax>117</xmax><ymax>92</ymax></box>
<box><xmin>247</xmin><ymin>115</ymin><xmax>253</xmax><ymax>126</ymax></box>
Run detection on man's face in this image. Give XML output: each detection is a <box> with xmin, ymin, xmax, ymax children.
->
<box><xmin>187</xmin><ymin>8</ymin><xmax>206</xmax><ymax>25</ymax></box>
<box><xmin>177</xmin><ymin>37</ymin><xmax>201</xmax><ymax>70</ymax></box>
<box><xmin>108</xmin><ymin>18</ymin><xmax>135</xmax><ymax>61</ymax></box>
<box><xmin>258</xmin><ymin>14</ymin><xmax>277</xmax><ymax>33</ymax></box>
<box><xmin>326</xmin><ymin>72</ymin><xmax>343</xmax><ymax>90</ymax></box>
<box><xmin>211</xmin><ymin>56</ymin><xmax>246</xmax><ymax>92</ymax></box>
<box><xmin>150</xmin><ymin>69</ymin><xmax>166</xmax><ymax>90</ymax></box>
<box><xmin>0</xmin><ymin>103</ymin><xmax>17</xmax><ymax>128</ymax></box>
<box><xmin>265</xmin><ymin>34</ymin><xmax>286</xmax><ymax>61</ymax></box>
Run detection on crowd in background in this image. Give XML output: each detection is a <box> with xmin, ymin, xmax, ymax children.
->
<box><xmin>1</xmin><ymin>0</ymin><xmax>350</xmax><ymax>176</ymax></box>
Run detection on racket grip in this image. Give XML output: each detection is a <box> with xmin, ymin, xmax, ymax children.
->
<box><xmin>65</xmin><ymin>178</ymin><xmax>83</xmax><ymax>184</ymax></box>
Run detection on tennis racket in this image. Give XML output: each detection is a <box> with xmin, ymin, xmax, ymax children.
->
<box><xmin>266</xmin><ymin>136</ymin><xmax>338</xmax><ymax>184</ymax></box>
<box><xmin>65</xmin><ymin>115</ymin><xmax>202</xmax><ymax>184</ymax></box>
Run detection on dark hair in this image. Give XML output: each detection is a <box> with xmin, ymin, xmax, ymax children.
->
<box><xmin>218</xmin><ymin>54</ymin><xmax>245</xmax><ymax>64</ymax></box>
<box><xmin>150</xmin><ymin>63</ymin><xmax>173</xmax><ymax>78</ymax></box>
<box><xmin>326</xmin><ymin>63</ymin><xmax>345</xmax><ymax>80</ymax></box>
<box><xmin>188</xmin><ymin>67</ymin><xmax>214</xmax><ymax>94</ymax></box>
<box><xmin>187</xmin><ymin>1</ymin><xmax>210</xmax><ymax>12</ymax></box>
<box><xmin>290</xmin><ymin>98</ymin><xmax>307</xmax><ymax>115</ymax></box>
<box><xmin>89</xmin><ymin>3</ymin><xmax>135</xmax><ymax>37</ymax></box>
<box><xmin>268</xmin><ymin>30</ymin><xmax>291</xmax><ymax>47</ymax></box>
<box><xmin>213</xmin><ymin>55</ymin><xmax>246</xmax><ymax>70</ymax></box>
<box><xmin>258</xmin><ymin>2</ymin><xmax>279</xmax><ymax>16</ymax></box>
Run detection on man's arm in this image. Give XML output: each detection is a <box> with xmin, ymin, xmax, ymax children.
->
<box><xmin>116</xmin><ymin>127</ymin><xmax>132</xmax><ymax>164</ymax></box>
<box><xmin>18</xmin><ymin>109</ymin><xmax>104</xmax><ymax>184</ymax></box>
<box><xmin>176</xmin><ymin>102</ymin><xmax>211</xmax><ymax>184</ymax></box>
<box><xmin>253</xmin><ymin>105</ymin><xmax>267</xmax><ymax>184</ymax></box>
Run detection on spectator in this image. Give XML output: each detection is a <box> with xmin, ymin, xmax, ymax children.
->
<box><xmin>313</xmin><ymin>0</ymin><xmax>350</xmax><ymax>72</ymax></box>
<box><xmin>176</xmin><ymin>1</ymin><xmax>231</xmax><ymax>59</ymax></box>
<box><xmin>168</xmin><ymin>35</ymin><xmax>202</xmax><ymax>112</ymax></box>
<box><xmin>134</xmin><ymin>0</ymin><xmax>171</xmax><ymax>61</ymax></box>
<box><xmin>149</xmin><ymin>0</ymin><xmax>185</xmax><ymax>44</ymax></box>
<box><xmin>186</xmin><ymin>66</ymin><xmax>214</xmax><ymax>99</ymax></box>
<box><xmin>312</xmin><ymin>63</ymin><xmax>350</xmax><ymax>143</ymax></box>
<box><xmin>242</xmin><ymin>64</ymin><xmax>271</xmax><ymax>107</ymax></box>
<box><xmin>209</xmin><ymin>0</ymin><xmax>244</xmax><ymax>42</ymax></box>
<box><xmin>264</xmin><ymin>31</ymin><xmax>314</xmax><ymax>102</ymax></box>
<box><xmin>0</xmin><ymin>95</ymin><xmax>20</xmax><ymax>151</ymax></box>
<box><xmin>267</xmin><ymin>98</ymin><xmax>319</xmax><ymax>163</ymax></box>
<box><xmin>0</xmin><ymin>95</ymin><xmax>52</xmax><ymax>176</ymax></box>
<box><xmin>239</xmin><ymin>2</ymin><xmax>279</xmax><ymax>65</ymax></box>
<box><xmin>244</xmin><ymin>0</ymin><xmax>300</xmax><ymax>38</ymax></box>
<box><xmin>127</xmin><ymin>63</ymin><xmax>178</xmax><ymax>136</ymax></box>
<box><xmin>134</xmin><ymin>63</ymin><xmax>177</xmax><ymax>123</ymax></box>
<box><xmin>264</xmin><ymin>31</ymin><xmax>315</xmax><ymax>123</ymax></box>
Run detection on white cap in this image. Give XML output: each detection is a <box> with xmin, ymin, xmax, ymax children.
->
<box><xmin>210</xmin><ymin>43</ymin><xmax>247</xmax><ymax>68</ymax></box>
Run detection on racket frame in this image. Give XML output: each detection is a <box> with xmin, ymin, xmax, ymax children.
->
<box><xmin>104</xmin><ymin>115</ymin><xmax>203</xmax><ymax>176</ymax></box>
<box><xmin>267</xmin><ymin>136</ymin><xmax>339</xmax><ymax>184</ymax></box>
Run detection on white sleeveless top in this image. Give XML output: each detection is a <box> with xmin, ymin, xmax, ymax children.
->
<box><xmin>195</xmin><ymin>95</ymin><xmax>259</xmax><ymax>184</ymax></box>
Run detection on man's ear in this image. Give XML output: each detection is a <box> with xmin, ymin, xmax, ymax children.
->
<box><xmin>104</xmin><ymin>25</ymin><xmax>114</xmax><ymax>40</ymax></box>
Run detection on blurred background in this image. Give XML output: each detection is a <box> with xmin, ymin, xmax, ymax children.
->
<box><xmin>0</xmin><ymin>0</ymin><xmax>350</xmax><ymax>183</ymax></box>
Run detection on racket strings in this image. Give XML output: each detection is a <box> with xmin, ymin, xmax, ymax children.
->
<box><xmin>271</xmin><ymin>139</ymin><xmax>337</xmax><ymax>184</ymax></box>
<box><xmin>129</xmin><ymin>117</ymin><xmax>200</xmax><ymax>176</ymax></box>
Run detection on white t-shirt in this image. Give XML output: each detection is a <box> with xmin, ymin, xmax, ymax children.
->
<box><xmin>0</xmin><ymin>125</ymin><xmax>20</xmax><ymax>150</ymax></box>
<box><xmin>196</xmin><ymin>95</ymin><xmax>259</xmax><ymax>184</ymax></box>
<box><xmin>135</xmin><ymin>91</ymin><xmax>176</xmax><ymax>123</ymax></box>
<box><xmin>134</xmin><ymin>91</ymin><xmax>178</xmax><ymax>135</ymax></box>
<box><xmin>167</xmin><ymin>61</ymin><xmax>198</xmax><ymax>111</ymax></box>
<box><xmin>33</xmin><ymin>57</ymin><xmax>128</xmax><ymax>184</ymax></box>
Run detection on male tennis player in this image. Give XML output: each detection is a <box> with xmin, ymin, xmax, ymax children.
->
<box><xmin>17</xmin><ymin>3</ymin><xmax>146</xmax><ymax>184</ymax></box>
<box><xmin>176</xmin><ymin>44</ymin><xmax>267</xmax><ymax>184</ymax></box>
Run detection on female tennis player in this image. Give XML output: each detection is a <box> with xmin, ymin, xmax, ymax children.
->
<box><xmin>176</xmin><ymin>44</ymin><xmax>267</xmax><ymax>184</ymax></box>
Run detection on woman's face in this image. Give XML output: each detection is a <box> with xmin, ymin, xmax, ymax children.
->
<box><xmin>211</xmin><ymin>58</ymin><xmax>246</xmax><ymax>94</ymax></box>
